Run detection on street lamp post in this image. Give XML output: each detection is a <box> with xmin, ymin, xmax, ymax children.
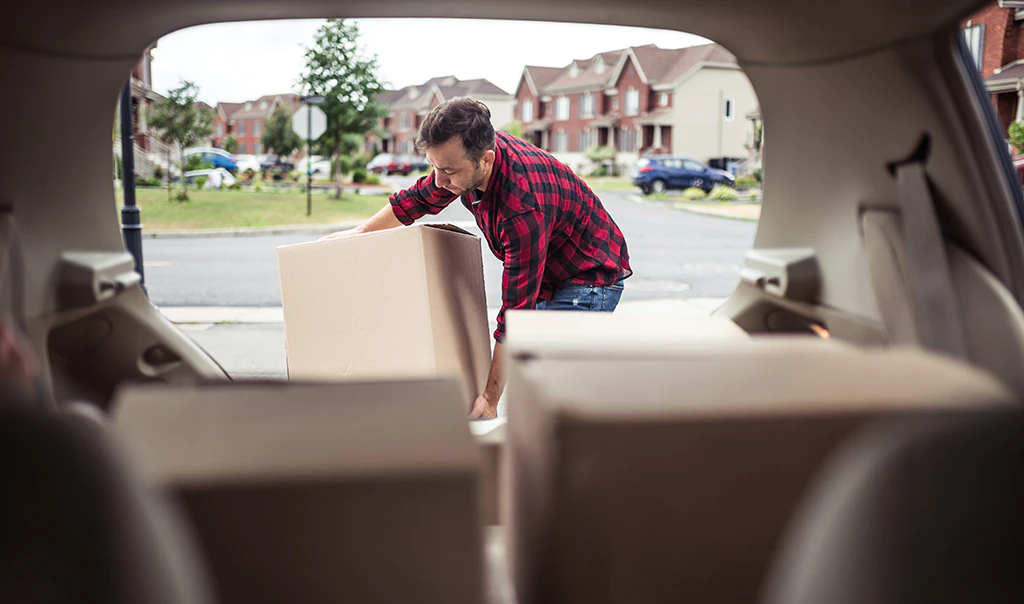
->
<box><xmin>119</xmin><ymin>78</ymin><xmax>146</xmax><ymax>295</ymax></box>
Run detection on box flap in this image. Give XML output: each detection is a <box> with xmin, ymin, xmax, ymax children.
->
<box><xmin>422</xmin><ymin>223</ymin><xmax>476</xmax><ymax>237</ymax></box>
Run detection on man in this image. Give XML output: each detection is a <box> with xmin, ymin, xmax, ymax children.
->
<box><xmin>323</xmin><ymin>97</ymin><xmax>631</xmax><ymax>418</ymax></box>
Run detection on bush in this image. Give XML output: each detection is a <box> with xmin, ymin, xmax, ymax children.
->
<box><xmin>253</xmin><ymin>182</ymin><xmax>264</xmax><ymax>193</ymax></box>
<box><xmin>710</xmin><ymin>185</ymin><xmax>739</xmax><ymax>201</ymax></box>
<box><xmin>153</xmin><ymin>165</ymin><xmax>164</xmax><ymax>180</ymax></box>
<box><xmin>748</xmin><ymin>188</ymin><xmax>762</xmax><ymax>201</ymax></box>
<box><xmin>351</xmin><ymin>168</ymin><xmax>368</xmax><ymax>184</ymax></box>
<box><xmin>683</xmin><ymin>187</ymin><xmax>707</xmax><ymax>200</ymax></box>
<box><xmin>365</xmin><ymin>174</ymin><xmax>381</xmax><ymax>185</ymax></box>
<box><xmin>186</xmin><ymin>155</ymin><xmax>214</xmax><ymax>172</ymax></box>
<box><xmin>194</xmin><ymin>176</ymin><xmax>207</xmax><ymax>189</ymax></box>
<box><xmin>735</xmin><ymin>175</ymin><xmax>758</xmax><ymax>189</ymax></box>
<box><xmin>228</xmin><ymin>182</ymin><xmax>242</xmax><ymax>191</ymax></box>
<box><xmin>753</xmin><ymin>168</ymin><xmax>764</xmax><ymax>183</ymax></box>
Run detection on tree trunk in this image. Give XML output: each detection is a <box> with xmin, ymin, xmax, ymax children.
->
<box><xmin>334</xmin><ymin>136</ymin><xmax>342</xmax><ymax>199</ymax></box>
<box><xmin>179</xmin><ymin>148</ymin><xmax>188</xmax><ymax>200</ymax></box>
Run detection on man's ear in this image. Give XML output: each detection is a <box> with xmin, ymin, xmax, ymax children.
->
<box><xmin>482</xmin><ymin>149</ymin><xmax>496</xmax><ymax>169</ymax></box>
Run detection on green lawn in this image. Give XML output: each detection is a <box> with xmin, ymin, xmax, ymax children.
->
<box><xmin>580</xmin><ymin>177</ymin><xmax>640</xmax><ymax>192</ymax></box>
<box><xmin>115</xmin><ymin>188</ymin><xmax>387</xmax><ymax>230</ymax></box>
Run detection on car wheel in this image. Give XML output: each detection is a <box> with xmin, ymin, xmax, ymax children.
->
<box><xmin>691</xmin><ymin>178</ymin><xmax>704</xmax><ymax>191</ymax></box>
<box><xmin>641</xmin><ymin>185</ymin><xmax>652</xmax><ymax>195</ymax></box>
<box><xmin>651</xmin><ymin>179</ymin><xmax>667</xmax><ymax>194</ymax></box>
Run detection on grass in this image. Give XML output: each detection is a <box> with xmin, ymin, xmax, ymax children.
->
<box><xmin>580</xmin><ymin>176</ymin><xmax>639</xmax><ymax>192</ymax></box>
<box><xmin>115</xmin><ymin>187</ymin><xmax>387</xmax><ymax>230</ymax></box>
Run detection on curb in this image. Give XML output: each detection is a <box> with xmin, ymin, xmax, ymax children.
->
<box><xmin>627</xmin><ymin>194</ymin><xmax>759</xmax><ymax>222</ymax></box>
<box><xmin>143</xmin><ymin>220</ymin><xmax>363</xmax><ymax>239</ymax></box>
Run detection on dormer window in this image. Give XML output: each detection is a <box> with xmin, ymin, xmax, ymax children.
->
<box><xmin>244</xmin><ymin>101</ymin><xmax>252</xmax><ymax>111</ymax></box>
<box><xmin>595</xmin><ymin>56</ymin><xmax>606</xmax><ymax>74</ymax></box>
<box><xmin>569</xmin><ymin>63</ymin><xmax>580</xmax><ymax>78</ymax></box>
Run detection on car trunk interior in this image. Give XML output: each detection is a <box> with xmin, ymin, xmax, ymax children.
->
<box><xmin>2</xmin><ymin>0</ymin><xmax>1023</xmax><ymax>601</ymax></box>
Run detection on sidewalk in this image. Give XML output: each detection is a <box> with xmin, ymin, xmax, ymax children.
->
<box><xmin>627</xmin><ymin>193</ymin><xmax>761</xmax><ymax>222</ymax></box>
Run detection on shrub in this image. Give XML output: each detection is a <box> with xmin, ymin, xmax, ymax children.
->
<box><xmin>365</xmin><ymin>174</ymin><xmax>381</xmax><ymax>185</ymax></box>
<box><xmin>735</xmin><ymin>175</ymin><xmax>758</xmax><ymax>189</ymax></box>
<box><xmin>186</xmin><ymin>155</ymin><xmax>214</xmax><ymax>172</ymax></box>
<box><xmin>753</xmin><ymin>168</ymin><xmax>764</xmax><ymax>183</ymax></box>
<box><xmin>351</xmin><ymin>168</ymin><xmax>368</xmax><ymax>184</ymax></box>
<box><xmin>153</xmin><ymin>165</ymin><xmax>164</xmax><ymax>180</ymax></box>
<box><xmin>194</xmin><ymin>176</ymin><xmax>207</xmax><ymax>189</ymax></box>
<box><xmin>228</xmin><ymin>182</ymin><xmax>242</xmax><ymax>191</ymax></box>
<box><xmin>253</xmin><ymin>182</ymin><xmax>264</xmax><ymax>193</ymax></box>
<box><xmin>748</xmin><ymin>188</ymin><xmax>762</xmax><ymax>201</ymax></box>
<box><xmin>683</xmin><ymin>187</ymin><xmax>707</xmax><ymax>200</ymax></box>
<box><xmin>710</xmin><ymin>185</ymin><xmax>739</xmax><ymax>201</ymax></box>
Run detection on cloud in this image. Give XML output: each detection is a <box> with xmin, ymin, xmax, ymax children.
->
<box><xmin>152</xmin><ymin>18</ymin><xmax>708</xmax><ymax>104</ymax></box>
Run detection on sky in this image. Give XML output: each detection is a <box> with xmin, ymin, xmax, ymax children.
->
<box><xmin>150</xmin><ymin>19</ymin><xmax>707</xmax><ymax>105</ymax></box>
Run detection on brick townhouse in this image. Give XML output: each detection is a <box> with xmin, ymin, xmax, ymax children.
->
<box><xmin>211</xmin><ymin>94</ymin><xmax>302</xmax><ymax>155</ymax></box>
<box><xmin>369</xmin><ymin>76</ymin><xmax>513</xmax><ymax>156</ymax></box>
<box><xmin>514</xmin><ymin>43</ymin><xmax>758</xmax><ymax>172</ymax></box>
<box><xmin>964</xmin><ymin>1</ymin><xmax>1024</xmax><ymax>132</ymax></box>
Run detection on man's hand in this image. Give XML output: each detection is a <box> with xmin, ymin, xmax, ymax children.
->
<box><xmin>318</xmin><ymin>228</ymin><xmax>361</xmax><ymax>242</ymax></box>
<box><xmin>468</xmin><ymin>394</ymin><xmax>498</xmax><ymax>420</ymax></box>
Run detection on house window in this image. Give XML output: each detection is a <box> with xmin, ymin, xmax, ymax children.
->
<box><xmin>580</xmin><ymin>93</ymin><xmax>595</xmax><ymax>118</ymax></box>
<box><xmin>555</xmin><ymin>97</ymin><xmax>570</xmax><ymax>121</ymax></box>
<box><xmin>399</xmin><ymin>114</ymin><xmax>411</xmax><ymax>130</ymax></box>
<box><xmin>239</xmin><ymin>142</ymin><xmax>247</xmax><ymax>154</ymax></box>
<box><xmin>216</xmin><ymin>124</ymin><xmax>224</xmax><ymax>137</ymax></box>
<box><xmin>254</xmin><ymin>121</ymin><xmax>262</xmax><ymax>136</ymax></box>
<box><xmin>724</xmin><ymin>98</ymin><xmax>735</xmax><ymax>120</ymax></box>
<box><xmin>554</xmin><ymin>131</ymin><xmax>569</xmax><ymax>152</ymax></box>
<box><xmin>237</xmin><ymin>121</ymin><xmax>246</xmax><ymax>136</ymax></box>
<box><xmin>577</xmin><ymin>132</ymin><xmax>585</xmax><ymax>151</ymax></box>
<box><xmin>963</xmin><ymin>24</ymin><xmax>985</xmax><ymax>71</ymax></box>
<box><xmin>625</xmin><ymin>89</ymin><xmax>640</xmax><ymax>116</ymax></box>
<box><xmin>659</xmin><ymin>92</ymin><xmax>669</xmax><ymax>107</ymax></box>
<box><xmin>610</xmin><ymin>95</ymin><xmax>619</xmax><ymax>112</ymax></box>
<box><xmin>254</xmin><ymin>143</ymin><xmax>262</xmax><ymax>155</ymax></box>
<box><xmin>521</xmin><ymin>100</ymin><xmax>533</xmax><ymax>123</ymax></box>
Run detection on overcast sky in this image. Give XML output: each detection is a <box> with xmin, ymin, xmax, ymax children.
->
<box><xmin>151</xmin><ymin>19</ymin><xmax>707</xmax><ymax>105</ymax></box>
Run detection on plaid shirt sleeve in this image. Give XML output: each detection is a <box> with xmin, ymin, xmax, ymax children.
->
<box><xmin>494</xmin><ymin>209</ymin><xmax>549</xmax><ymax>342</ymax></box>
<box><xmin>388</xmin><ymin>172</ymin><xmax>458</xmax><ymax>225</ymax></box>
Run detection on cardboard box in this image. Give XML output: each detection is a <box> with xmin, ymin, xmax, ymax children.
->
<box><xmin>277</xmin><ymin>225</ymin><xmax>491</xmax><ymax>408</ymax></box>
<box><xmin>505</xmin><ymin>336</ymin><xmax>1012</xmax><ymax>604</ymax></box>
<box><xmin>113</xmin><ymin>378</ymin><xmax>484</xmax><ymax>604</ymax></box>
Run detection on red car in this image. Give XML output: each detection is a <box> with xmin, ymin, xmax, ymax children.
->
<box><xmin>367</xmin><ymin>153</ymin><xmax>412</xmax><ymax>176</ymax></box>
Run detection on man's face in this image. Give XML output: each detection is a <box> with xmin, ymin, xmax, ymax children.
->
<box><xmin>426</xmin><ymin>137</ymin><xmax>493</xmax><ymax>196</ymax></box>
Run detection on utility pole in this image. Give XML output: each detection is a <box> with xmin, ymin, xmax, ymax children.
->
<box><xmin>119</xmin><ymin>78</ymin><xmax>146</xmax><ymax>295</ymax></box>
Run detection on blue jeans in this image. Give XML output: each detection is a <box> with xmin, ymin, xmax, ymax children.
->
<box><xmin>536</xmin><ymin>280</ymin><xmax>625</xmax><ymax>312</ymax></box>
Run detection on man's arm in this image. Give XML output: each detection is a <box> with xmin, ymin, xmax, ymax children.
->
<box><xmin>320</xmin><ymin>172</ymin><xmax>455</xmax><ymax>240</ymax></box>
<box><xmin>469</xmin><ymin>341</ymin><xmax>504</xmax><ymax>419</ymax></box>
<box><xmin>320</xmin><ymin>203</ymin><xmax>401</xmax><ymax>240</ymax></box>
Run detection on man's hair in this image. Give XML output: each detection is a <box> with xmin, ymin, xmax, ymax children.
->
<box><xmin>416</xmin><ymin>97</ymin><xmax>496</xmax><ymax>164</ymax></box>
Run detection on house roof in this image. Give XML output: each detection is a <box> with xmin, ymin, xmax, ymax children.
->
<box><xmin>987</xmin><ymin>61</ymin><xmax>1024</xmax><ymax>82</ymax></box>
<box><xmin>215</xmin><ymin>94</ymin><xmax>300</xmax><ymax>121</ymax></box>
<box><xmin>385</xmin><ymin>76</ymin><xmax>512</xmax><ymax>112</ymax></box>
<box><xmin>216</xmin><ymin>102</ymin><xmax>243</xmax><ymax>121</ymax></box>
<box><xmin>523</xmin><ymin>66</ymin><xmax>564</xmax><ymax>95</ymax></box>
<box><xmin>528</xmin><ymin>43</ymin><xmax>738</xmax><ymax>96</ymax></box>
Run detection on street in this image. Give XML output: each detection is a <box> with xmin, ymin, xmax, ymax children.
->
<box><xmin>143</xmin><ymin>189</ymin><xmax>756</xmax><ymax>307</ymax></box>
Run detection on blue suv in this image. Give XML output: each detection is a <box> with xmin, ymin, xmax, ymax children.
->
<box><xmin>632</xmin><ymin>156</ymin><xmax>735</xmax><ymax>195</ymax></box>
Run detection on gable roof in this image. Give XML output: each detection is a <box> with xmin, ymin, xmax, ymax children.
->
<box><xmin>384</xmin><ymin>76</ymin><xmax>512</xmax><ymax>112</ymax></box>
<box><xmin>214</xmin><ymin>94</ymin><xmax>301</xmax><ymax>122</ymax></box>
<box><xmin>527</xmin><ymin>43</ymin><xmax>739</xmax><ymax>96</ymax></box>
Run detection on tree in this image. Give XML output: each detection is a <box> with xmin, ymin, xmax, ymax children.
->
<box><xmin>299</xmin><ymin>19</ymin><xmax>387</xmax><ymax>198</ymax></box>
<box><xmin>1009</xmin><ymin>121</ymin><xmax>1024</xmax><ymax>155</ymax></box>
<box><xmin>585</xmin><ymin>145</ymin><xmax>619</xmax><ymax>176</ymax></box>
<box><xmin>149</xmin><ymin>81</ymin><xmax>213</xmax><ymax>200</ymax></box>
<box><xmin>503</xmin><ymin>120</ymin><xmax>526</xmax><ymax>141</ymax></box>
<box><xmin>261</xmin><ymin>105</ymin><xmax>302</xmax><ymax>160</ymax></box>
<box><xmin>222</xmin><ymin>134</ymin><xmax>238</xmax><ymax>154</ymax></box>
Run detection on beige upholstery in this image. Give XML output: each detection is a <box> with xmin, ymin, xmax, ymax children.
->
<box><xmin>862</xmin><ymin>209</ymin><xmax>1024</xmax><ymax>393</ymax></box>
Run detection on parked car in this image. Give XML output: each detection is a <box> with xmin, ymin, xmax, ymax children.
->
<box><xmin>260</xmin><ymin>154</ymin><xmax>296</xmax><ymax>172</ymax></box>
<box><xmin>367</xmin><ymin>153</ymin><xmax>412</xmax><ymax>175</ymax></box>
<box><xmin>632</xmin><ymin>156</ymin><xmax>735</xmax><ymax>195</ymax></box>
<box><xmin>301</xmin><ymin>155</ymin><xmax>333</xmax><ymax>176</ymax></box>
<box><xmin>405</xmin><ymin>155</ymin><xmax>431</xmax><ymax>172</ymax></box>
<box><xmin>233</xmin><ymin>154</ymin><xmax>261</xmax><ymax>173</ymax></box>
<box><xmin>183</xmin><ymin>147</ymin><xmax>237</xmax><ymax>172</ymax></box>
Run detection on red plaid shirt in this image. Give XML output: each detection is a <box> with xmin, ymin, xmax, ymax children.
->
<box><xmin>390</xmin><ymin>132</ymin><xmax>632</xmax><ymax>341</ymax></box>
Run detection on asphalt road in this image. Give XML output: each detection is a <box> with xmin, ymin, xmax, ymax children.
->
<box><xmin>142</xmin><ymin>189</ymin><xmax>757</xmax><ymax>308</ymax></box>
